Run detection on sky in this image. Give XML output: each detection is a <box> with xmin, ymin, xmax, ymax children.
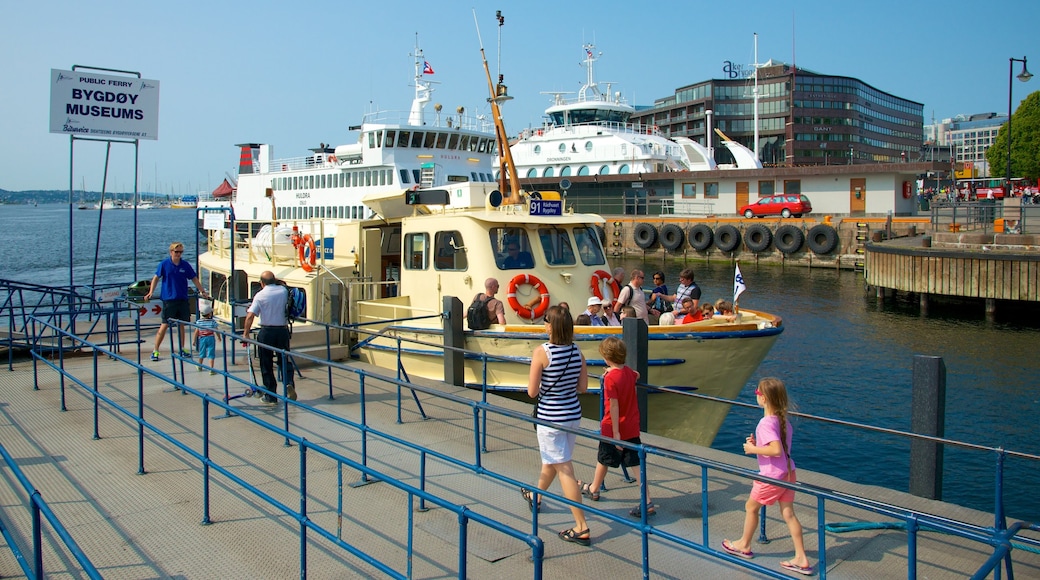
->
<box><xmin>2</xmin><ymin>0</ymin><xmax>1039</xmax><ymax>194</ymax></box>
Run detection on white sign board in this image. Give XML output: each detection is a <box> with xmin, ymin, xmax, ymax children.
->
<box><xmin>50</xmin><ymin>69</ymin><xmax>160</xmax><ymax>140</ymax></box>
<box><xmin>203</xmin><ymin>213</ymin><xmax>225</xmax><ymax>230</ymax></box>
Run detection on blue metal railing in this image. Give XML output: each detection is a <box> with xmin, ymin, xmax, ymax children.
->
<box><xmin>5</xmin><ymin>311</ymin><xmax>1039</xmax><ymax>578</ymax></box>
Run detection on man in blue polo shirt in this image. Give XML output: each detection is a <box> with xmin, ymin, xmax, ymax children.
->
<box><xmin>145</xmin><ymin>241</ymin><xmax>208</xmax><ymax>361</ymax></box>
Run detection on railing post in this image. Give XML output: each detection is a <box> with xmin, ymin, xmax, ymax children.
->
<box><xmin>443</xmin><ymin>296</ymin><xmax>464</xmax><ymax>387</ymax></box>
<box><xmin>910</xmin><ymin>355</ymin><xmax>946</xmax><ymax>500</ymax></box>
<box><xmin>622</xmin><ymin>317</ymin><xmax>649</xmax><ymax>431</ymax></box>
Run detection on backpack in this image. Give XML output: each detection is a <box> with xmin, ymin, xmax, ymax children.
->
<box><xmin>466</xmin><ymin>293</ymin><xmax>493</xmax><ymax>330</ymax></box>
<box><xmin>285</xmin><ymin>286</ymin><xmax>306</xmax><ymax>335</ymax></box>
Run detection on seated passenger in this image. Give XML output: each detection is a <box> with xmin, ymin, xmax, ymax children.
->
<box><xmin>503</xmin><ymin>243</ymin><xmax>534</xmax><ymax>268</ymax></box>
<box><xmin>679</xmin><ymin>298</ymin><xmax>702</xmax><ymax>324</ymax></box>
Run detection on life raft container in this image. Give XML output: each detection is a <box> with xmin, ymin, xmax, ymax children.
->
<box><xmin>687</xmin><ymin>224</ymin><xmax>714</xmax><ymax>251</ymax></box>
<box><xmin>744</xmin><ymin>224</ymin><xmax>773</xmax><ymax>253</ymax></box>
<box><xmin>806</xmin><ymin>224</ymin><xmax>839</xmax><ymax>255</ymax></box>
<box><xmin>633</xmin><ymin>223</ymin><xmax>658</xmax><ymax>249</ymax></box>
<box><xmin>293</xmin><ymin>233</ymin><xmax>317</xmax><ymax>272</ymax></box>
<box><xmin>507</xmin><ymin>274</ymin><xmax>551</xmax><ymax>320</ymax></box>
<box><xmin>773</xmin><ymin>225</ymin><xmax>805</xmax><ymax>255</ymax></box>
<box><xmin>590</xmin><ymin>269</ymin><xmax>621</xmax><ymax>303</ymax></box>
<box><xmin>660</xmin><ymin>224</ymin><xmax>685</xmax><ymax>251</ymax></box>
<box><xmin>714</xmin><ymin>224</ymin><xmax>742</xmax><ymax>253</ymax></box>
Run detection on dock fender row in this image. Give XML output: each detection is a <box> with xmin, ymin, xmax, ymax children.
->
<box><xmin>806</xmin><ymin>224</ymin><xmax>839</xmax><ymax>255</ymax></box>
<box><xmin>744</xmin><ymin>224</ymin><xmax>773</xmax><ymax>253</ymax></box>
<box><xmin>714</xmin><ymin>224</ymin><xmax>742</xmax><ymax>253</ymax></box>
<box><xmin>773</xmin><ymin>224</ymin><xmax>805</xmax><ymax>254</ymax></box>
<box><xmin>507</xmin><ymin>274</ymin><xmax>551</xmax><ymax>320</ymax></box>
<box><xmin>590</xmin><ymin>269</ymin><xmax>621</xmax><ymax>303</ymax></box>
<box><xmin>633</xmin><ymin>223</ymin><xmax>658</xmax><ymax>249</ymax></box>
<box><xmin>660</xmin><ymin>224</ymin><xmax>685</xmax><ymax>251</ymax></box>
<box><xmin>687</xmin><ymin>224</ymin><xmax>713</xmax><ymax>251</ymax></box>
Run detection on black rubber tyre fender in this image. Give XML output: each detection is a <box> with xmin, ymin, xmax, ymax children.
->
<box><xmin>633</xmin><ymin>223</ymin><xmax>658</xmax><ymax>249</ymax></box>
<box><xmin>806</xmin><ymin>223</ymin><xmax>839</xmax><ymax>255</ymax></box>
<box><xmin>773</xmin><ymin>224</ymin><xmax>805</xmax><ymax>255</ymax></box>
<box><xmin>659</xmin><ymin>223</ymin><xmax>685</xmax><ymax>251</ymax></box>
<box><xmin>687</xmin><ymin>224</ymin><xmax>713</xmax><ymax>251</ymax></box>
<box><xmin>714</xmin><ymin>224</ymin><xmax>742</xmax><ymax>253</ymax></box>
<box><xmin>744</xmin><ymin>224</ymin><xmax>773</xmax><ymax>253</ymax></box>
<box><xmin>592</xmin><ymin>224</ymin><xmax>606</xmax><ymax>246</ymax></box>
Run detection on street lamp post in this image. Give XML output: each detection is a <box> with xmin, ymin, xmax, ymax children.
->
<box><xmin>1006</xmin><ymin>56</ymin><xmax>1033</xmax><ymax>193</ymax></box>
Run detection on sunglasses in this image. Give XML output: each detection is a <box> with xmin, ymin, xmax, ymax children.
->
<box><xmin>172</xmin><ymin>250</ymin><xmax>183</xmax><ymax>254</ymax></box>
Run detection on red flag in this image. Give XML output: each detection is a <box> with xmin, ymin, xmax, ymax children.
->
<box><xmin>423</xmin><ymin>61</ymin><xmax>434</xmax><ymax>75</ymax></box>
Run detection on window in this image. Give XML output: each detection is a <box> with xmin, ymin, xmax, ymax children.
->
<box><xmin>397</xmin><ymin>131</ymin><xmax>410</xmax><ymax>147</ymax></box>
<box><xmin>599</xmin><ymin>165</ymin><xmax>610</xmax><ymax>175</ymax></box>
<box><xmin>584</xmin><ymin>141</ymin><xmax>593</xmax><ymax>152</ymax></box>
<box><xmin>682</xmin><ymin>182</ymin><xmax>697</xmax><ymax>198</ymax></box>
<box><xmin>434</xmin><ymin>231</ymin><xmax>467</xmax><ymax>270</ymax></box>
<box><xmin>491</xmin><ymin>227</ymin><xmax>534</xmax><ymax>270</ymax></box>
<box><xmin>404</xmin><ymin>232</ymin><xmax>429</xmax><ymax>270</ymax></box>
<box><xmin>561</xmin><ymin>166</ymin><xmax>572</xmax><ymax>176</ymax></box>
<box><xmin>704</xmin><ymin>182</ymin><xmax>719</xmax><ymax>199</ymax></box>
<box><xmin>399</xmin><ymin>169</ymin><xmax>411</xmax><ymax>184</ymax></box>
<box><xmin>543</xmin><ymin>167</ymin><xmax>554</xmax><ymax>178</ymax></box>
<box><xmin>618</xmin><ymin>164</ymin><xmax>630</xmax><ymax>174</ymax></box>
<box><xmin>527</xmin><ymin>168</ymin><xmax>538</xmax><ymax>178</ymax></box>
<box><xmin>577</xmin><ymin>166</ymin><xmax>590</xmax><ymax>176</ymax></box>
<box><xmin>558</xmin><ymin>143</ymin><xmax>567</xmax><ymax>153</ymax></box>
<box><xmin>759</xmin><ymin>180</ymin><xmax>774</xmax><ymax>196</ymax></box>
<box><xmin>784</xmin><ymin>180</ymin><xmax>801</xmax><ymax>195</ymax></box>
<box><xmin>573</xmin><ymin>226</ymin><xmax>606</xmax><ymax>266</ymax></box>
<box><xmin>533</xmin><ymin>144</ymin><xmax>541</xmax><ymax>155</ymax></box>
<box><xmin>537</xmin><ymin>227</ymin><xmax>576</xmax><ymax>266</ymax></box>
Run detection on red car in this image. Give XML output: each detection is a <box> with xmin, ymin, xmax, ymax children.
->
<box><xmin>739</xmin><ymin>194</ymin><xmax>812</xmax><ymax>218</ymax></box>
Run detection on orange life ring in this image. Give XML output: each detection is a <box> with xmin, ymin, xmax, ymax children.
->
<box><xmin>328</xmin><ymin>154</ymin><xmax>338</xmax><ymax>164</ymax></box>
<box><xmin>294</xmin><ymin>233</ymin><xmax>317</xmax><ymax>272</ymax></box>
<box><xmin>590</xmin><ymin>269</ymin><xmax>620</xmax><ymax>303</ymax></box>
<box><xmin>507</xmin><ymin>274</ymin><xmax>551</xmax><ymax>320</ymax></box>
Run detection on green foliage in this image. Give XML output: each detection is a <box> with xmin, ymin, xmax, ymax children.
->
<box><xmin>987</xmin><ymin>90</ymin><xmax>1040</xmax><ymax>181</ymax></box>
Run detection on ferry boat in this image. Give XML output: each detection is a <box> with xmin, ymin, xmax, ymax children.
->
<box><xmin>507</xmin><ymin>43</ymin><xmax>763</xmax><ymax>179</ymax></box>
<box><xmin>197</xmin><ymin>42</ymin><xmax>784</xmax><ymax>447</ymax></box>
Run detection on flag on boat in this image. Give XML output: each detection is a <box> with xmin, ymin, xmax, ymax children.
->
<box><xmin>585</xmin><ymin>47</ymin><xmax>593</xmax><ymax>58</ymax></box>
<box><xmin>423</xmin><ymin>61</ymin><xmax>435</xmax><ymax>75</ymax></box>
<box><xmin>733</xmin><ymin>264</ymin><xmax>746</xmax><ymax>304</ymax></box>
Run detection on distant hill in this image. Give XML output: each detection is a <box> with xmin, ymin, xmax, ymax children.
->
<box><xmin>0</xmin><ymin>189</ymin><xmax>171</xmax><ymax>205</ymax></box>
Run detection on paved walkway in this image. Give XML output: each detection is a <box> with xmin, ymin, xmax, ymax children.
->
<box><xmin>1</xmin><ymin>351</ymin><xmax>1037</xmax><ymax>578</ymax></box>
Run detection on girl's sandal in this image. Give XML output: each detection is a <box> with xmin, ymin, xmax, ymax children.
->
<box><xmin>520</xmin><ymin>487</ymin><xmax>541</xmax><ymax>512</ymax></box>
<box><xmin>558</xmin><ymin>527</ymin><xmax>591</xmax><ymax>546</ymax></box>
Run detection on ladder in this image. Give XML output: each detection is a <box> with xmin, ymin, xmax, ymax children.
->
<box><xmin>853</xmin><ymin>222</ymin><xmax>869</xmax><ymax>272</ymax></box>
<box><xmin>419</xmin><ymin>162</ymin><xmax>436</xmax><ymax>188</ymax></box>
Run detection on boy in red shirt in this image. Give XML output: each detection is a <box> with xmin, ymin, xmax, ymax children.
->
<box><xmin>578</xmin><ymin>337</ymin><xmax>655</xmax><ymax>517</ymax></box>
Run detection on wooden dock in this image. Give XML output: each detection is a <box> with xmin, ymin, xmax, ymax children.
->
<box><xmin>864</xmin><ymin>232</ymin><xmax>1040</xmax><ymax>314</ymax></box>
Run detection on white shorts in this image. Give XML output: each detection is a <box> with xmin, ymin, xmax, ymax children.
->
<box><xmin>536</xmin><ymin>419</ymin><xmax>582</xmax><ymax>464</ymax></box>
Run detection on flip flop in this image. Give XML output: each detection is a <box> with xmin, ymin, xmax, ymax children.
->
<box><xmin>780</xmin><ymin>561</ymin><xmax>814</xmax><ymax>576</ymax></box>
<box><xmin>721</xmin><ymin>539</ymin><xmax>754</xmax><ymax>559</ymax></box>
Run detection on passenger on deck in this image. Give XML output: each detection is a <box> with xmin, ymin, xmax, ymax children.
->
<box><xmin>615</xmin><ymin>270</ymin><xmax>649</xmax><ymax>324</ymax></box>
<box><xmin>503</xmin><ymin>243</ymin><xmax>534</xmax><ymax>268</ymax></box>
<box><xmin>581</xmin><ymin>296</ymin><xmax>606</xmax><ymax>326</ymax></box>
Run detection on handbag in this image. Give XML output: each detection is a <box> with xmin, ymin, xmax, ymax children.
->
<box><xmin>532</xmin><ymin>345</ymin><xmax>577</xmax><ymax>420</ymax></box>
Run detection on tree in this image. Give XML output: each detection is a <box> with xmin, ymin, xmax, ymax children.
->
<box><xmin>987</xmin><ymin>90</ymin><xmax>1040</xmax><ymax>181</ymax></box>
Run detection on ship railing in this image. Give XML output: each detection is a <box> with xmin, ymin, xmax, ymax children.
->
<box><xmin>527</xmin><ymin>120</ymin><xmax>663</xmax><ymax>138</ymax></box>
<box><xmin>0</xmin><ymin>442</ymin><xmax>103</xmax><ymax>579</ymax></box>
<box><xmin>928</xmin><ymin>198</ymin><xmax>1038</xmax><ymax>234</ymax></box>
<box><xmin>12</xmin><ymin>308</ymin><xmax>1040</xmax><ymax>578</ymax></box>
<box><xmin>359</xmin><ymin>109</ymin><xmax>494</xmax><ymax>133</ymax></box>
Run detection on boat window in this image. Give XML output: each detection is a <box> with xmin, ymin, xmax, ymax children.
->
<box><xmin>558</xmin><ymin>143</ymin><xmax>566</xmax><ymax>153</ymax></box>
<box><xmin>365</xmin><ymin>171</ymin><xmax>372</xmax><ymax>187</ymax></box>
<box><xmin>382</xmin><ymin>130</ymin><xmax>393</xmax><ymax>147</ymax></box>
<box><xmin>490</xmin><ymin>227</ymin><xmax>534</xmax><ymax>270</ymax></box>
<box><xmin>379</xmin><ymin>170</ymin><xmax>386</xmax><ymax>186</ymax></box>
<box><xmin>434</xmin><ymin>231</ymin><xmax>468</xmax><ymax>271</ymax></box>
<box><xmin>319</xmin><ymin>175</ymin><xmax>325</xmax><ymax>189</ymax></box>
<box><xmin>533</xmin><ymin>144</ymin><xmax>541</xmax><ymax>155</ymax></box>
<box><xmin>561</xmin><ymin>166</ymin><xmax>572</xmax><ymax>176</ymax></box>
<box><xmin>585</xmin><ymin>141</ymin><xmax>593</xmax><ymax>152</ymax></box>
<box><xmin>435</xmin><ymin>132</ymin><xmax>448</xmax><ymax>148</ymax></box>
<box><xmin>476</xmin><ymin>138</ymin><xmax>487</xmax><ymax>153</ymax></box>
<box><xmin>577</xmin><ymin>166</ymin><xmax>590</xmax><ymax>176</ymax></box>
<box><xmin>351</xmin><ymin>172</ymin><xmax>358</xmax><ymax>187</ymax></box>
<box><xmin>459</xmin><ymin>135</ymin><xmax>470</xmax><ymax>151</ymax></box>
<box><xmin>599</xmin><ymin>165</ymin><xmax>609</xmax><ymax>175</ymax></box>
<box><xmin>424</xmin><ymin>132</ymin><xmax>436</xmax><ymax>148</ymax></box>
<box><xmin>351</xmin><ymin>206</ymin><xmax>357</xmax><ymax>219</ymax></box>
<box><xmin>543</xmin><ymin>167</ymin><xmax>554</xmax><ymax>178</ymax></box>
<box><xmin>411</xmin><ymin>132</ymin><xmax>424</xmax><ymax>148</ymax></box>
<box><xmin>526</xmin><ymin>168</ymin><xmax>538</xmax><ymax>178</ymax></box>
<box><xmin>447</xmin><ymin>133</ymin><xmax>460</xmax><ymax>150</ymax></box>
<box><xmin>573</xmin><ymin>226</ymin><xmax>606</xmax><ymax>266</ymax></box>
<box><xmin>412</xmin><ymin>169</ymin><xmax>421</xmax><ymax>183</ymax></box>
<box><xmin>471</xmin><ymin>172</ymin><xmax>478</xmax><ymax>181</ymax></box>
<box><xmin>292</xmin><ymin>176</ymin><xmax>298</xmax><ymax>189</ymax></box>
<box><xmin>537</xmin><ymin>227</ymin><xmax>576</xmax><ymax>266</ymax></box>
<box><xmin>468</xmin><ymin>137</ymin><xmax>479</xmax><ymax>152</ymax></box>
<box><xmin>397</xmin><ymin>131</ymin><xmax>410</xmax><ymax>147</ymax></box>
<box><xmin>399</xmin><ymin>169</ymin><xmax>410</xmax><ymax>184</ymax></box>
<box><xmin>404</xmin><ymin>232</ymin><xmax>429</xmax><ymax>270</ymax></box>
<box><xmin>375</xmin><ymin>130</ymin><xmax>383</xmax><ymax>147</ymax></box>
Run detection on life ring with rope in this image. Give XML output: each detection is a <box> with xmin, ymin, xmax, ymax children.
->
<box><xmin>293</xmin><ymin>233</ymin><xmax>317</xmax><ymax>272</ymax></box>
<box><xmin>507</xmin><ymin>274</ymin><xmax>551</xmax><ymax>320</ymax></box>
<box><xmin>328</xmin><ymin>154</ymin><xmax>338</xmax><ymax>164</ymax></box>
<box><xmin>590</xmin><ymin>269</ymin><xmax>620</xmax><ymax>303</ymax></box>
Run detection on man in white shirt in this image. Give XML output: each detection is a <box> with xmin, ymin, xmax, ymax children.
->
<box><xmin>242</xmin><ymin>271</ymin><xmax>295</xmax><ymax>403</ymax></box>
<box><xmin>615</xmin><ymin>270</ymin><xmax>649</xmax><ymax>323</ymax></box>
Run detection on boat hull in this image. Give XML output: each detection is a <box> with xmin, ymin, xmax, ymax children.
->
<box><xmin>357</xmin><ymin>322</ymin><xmax>781</xmax><ymax>447</ymax></box>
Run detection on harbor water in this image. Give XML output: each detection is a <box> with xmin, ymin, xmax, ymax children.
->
<box><xmin>2</xmin><ymin>203</ymin><xmax>1037</xmax><ymax>522</ymax></box>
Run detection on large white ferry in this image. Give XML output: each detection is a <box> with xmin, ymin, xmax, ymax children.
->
<box><xmin>197</xmin><ymin>40</ymin><xmax>783</xmax><ymax>447</ymax></box>
<box><xmin>506</xmin><ymin>43</ymin><xmax>763</xmax><ymax>179</ymax></box>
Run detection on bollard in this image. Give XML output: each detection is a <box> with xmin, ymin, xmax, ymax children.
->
<box><xmin>921</xmin><ymin>235</ymin><xmax>931</xmax><ymax>248</ymax></box>
<box><xmin>622</xmin><ymin>317</ymin><xmax>649</xmax><ymax>432</ymax></box>
<box><xmin>443</xmin><ymin>296</ymin><xmax>464</xmax><ymax>386</ymax></box>
<box><xmin>909</xmin><ymin>355</ymin><xmax>946</xmax><ymax>500</ymax></box>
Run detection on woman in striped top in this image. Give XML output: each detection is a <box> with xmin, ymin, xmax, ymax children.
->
<box><xmin>522</xmin><ymin>305</ymin><xmax>591</xmax><ymax>546</ymax></box>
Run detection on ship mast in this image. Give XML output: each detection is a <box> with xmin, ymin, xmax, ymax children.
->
<box><xmin>476</xmin><ymin>10</ymin><xmax>522</xmax><ymax>204</ymax></box>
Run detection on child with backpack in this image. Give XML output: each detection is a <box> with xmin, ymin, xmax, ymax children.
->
<box><xmin>577</xmin><ymin>337</ymin><xmax>653</xmax><ymax>517</ymax></box>
<box><xmin>193</xmin><ymin>302</ymin><xmax>218</xmax><ymax>375</ymax></box>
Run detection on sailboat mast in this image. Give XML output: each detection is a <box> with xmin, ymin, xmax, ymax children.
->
<box><xmin>477</xmin><ymin>10</ymin><xmax>521</xmax><ymax>204</ymax></box>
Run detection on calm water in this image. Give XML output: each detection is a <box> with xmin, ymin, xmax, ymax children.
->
<box><xmin>2</xmin><ymin>204</ymin><xmax>1037</xmax><ymax>521</ymax></box>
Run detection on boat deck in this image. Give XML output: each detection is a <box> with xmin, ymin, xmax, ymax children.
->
<box><xmin>1</xmin><ymin>351</ymin><xmax>1038</xmax><ymax>579</ymax></box>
